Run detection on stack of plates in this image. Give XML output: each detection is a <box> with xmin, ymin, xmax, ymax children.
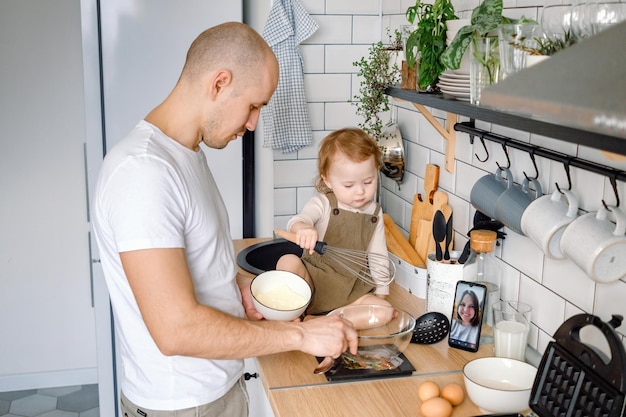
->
<box><xmin>438</xmin><ymin>71</ymin><xmax>470</xmax><ymax>101</ymax></box>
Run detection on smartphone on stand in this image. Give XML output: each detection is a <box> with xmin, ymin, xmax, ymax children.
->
<box><xmin>448</xmin><ymin>281</ymin><xmax>487</xmax><ymax>352</ymax></box>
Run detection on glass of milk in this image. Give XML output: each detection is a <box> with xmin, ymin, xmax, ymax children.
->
<box><xmin>492</xmin><ymin>301</ymin><xmax>532</xmax><ymax>361</ymax></box>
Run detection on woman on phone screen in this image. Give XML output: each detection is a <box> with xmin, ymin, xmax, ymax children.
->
<box><xmin>449</xmin><ymin>289</ymin><xmax>481</xmax><ymax>343</ymax></box>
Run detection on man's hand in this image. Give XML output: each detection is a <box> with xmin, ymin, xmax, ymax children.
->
<box><xmin>299</xmin><ymin>314</ymin><xmax>358</xmax><ymax>358</ymax></box>
<box><xmin>236</xmin><ymin>273</ymin><xmax>263</xmax><ymax>320</ymax></box>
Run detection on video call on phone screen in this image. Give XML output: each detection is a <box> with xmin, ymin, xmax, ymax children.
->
<box><xmin>448</xmin><ymin>281</ymin><xmax>487</xmax><ymax>352</ymax></box>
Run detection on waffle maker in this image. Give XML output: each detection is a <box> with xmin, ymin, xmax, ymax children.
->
<box><xmin>476</xmin><ymin>314</ymin><xmax>625</xmax><ymax>417</ymax></box>
<box><xmin>528</xmin><ymin>313</ymin><xmax>626</xmax><ymax>417</ymax></box>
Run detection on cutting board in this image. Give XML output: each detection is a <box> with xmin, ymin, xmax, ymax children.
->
<box><xmin>415</xmin><ymin>190</ymin><xmax>451</xmax><ymax>262</ymax></box>
<box><xmin>408</xmin><ymin>164</ymin><xmax>453</xmax><ymax>262</ymax></box>
<box><xmin>409</xmin><ymin>164</ymin><xmax>440</xmax><ymax>247</ymax></box>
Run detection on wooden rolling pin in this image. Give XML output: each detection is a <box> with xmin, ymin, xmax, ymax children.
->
<box><xmin>383</xmin><ymin>213</ymin><xmax>426</xmax><ymax>268</ymax></box>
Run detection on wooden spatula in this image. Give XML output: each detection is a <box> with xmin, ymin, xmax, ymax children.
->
<box><xmin>384</xmin><ymin>214</ymin><xmax>426</xmax><ymax>267</ymax></box>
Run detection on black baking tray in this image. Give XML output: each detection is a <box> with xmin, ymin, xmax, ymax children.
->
<box><xmin>316</xmin><ymin>352</ymin><xmax>415</xmax><ymax>382</ymax></box>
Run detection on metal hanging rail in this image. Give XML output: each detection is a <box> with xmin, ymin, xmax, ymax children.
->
<box><xmin>455</xmin><ymin>120</ymin><xmax>626</xmax><ymax>205</ymax></box>
<box><xmin>455</xmin><ymin>121</ymin><xmax>626</xmax><ymax>182</ymax></box>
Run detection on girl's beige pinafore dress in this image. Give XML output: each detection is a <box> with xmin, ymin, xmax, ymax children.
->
<box><xmin>302</xmin><ymin>192</ymin><xmax>380</xmax><ymax>315</ymax></box>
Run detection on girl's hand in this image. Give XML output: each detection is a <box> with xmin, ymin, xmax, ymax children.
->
<box><xmin>292</xmin><ymin>225</ymin><xmax>318</xmax><ymax>255</ymax></box>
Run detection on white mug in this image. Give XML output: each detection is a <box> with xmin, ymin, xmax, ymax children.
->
<box><xmin>560</xmin><ymin>205</ymin><xmax>626</xmax><ymax>283</ymax></box>
<box><xmin>521</xmin><ymin>189</ymin><xmax>579</xmax><ymax>259</ymax></box>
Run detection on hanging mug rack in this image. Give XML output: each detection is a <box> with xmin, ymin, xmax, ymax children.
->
<box><xmin>455</xmin><ymin>120</ymin><xmax>625</xmax><ymax>208</ymax></box>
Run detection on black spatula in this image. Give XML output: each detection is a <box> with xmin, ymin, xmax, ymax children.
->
<box><xmin>444</xmin><ymin>212</ymin><xmax>453</xmax><ymax>261</ymax></box>
<box><xmin>433</xmin><ymin>210</ymin><xmax>447</xmax><ymax>261</ymax></box>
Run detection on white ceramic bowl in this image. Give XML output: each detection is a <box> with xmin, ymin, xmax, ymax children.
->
<box><xmin>250</xmin><ymin>270</ymin><xmax>311</xmax><ymax>321</ymax></box>
<box><xmin>463</xmin><ymin>357</ymin><xmax>537</xmax><ymax>413</ymax></box>
<box><xmin>328</xmin><ymin>305</ymin><xmax>416</xmax><ymax>370</ymax></box>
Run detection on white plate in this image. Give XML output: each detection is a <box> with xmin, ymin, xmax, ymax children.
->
<box><xmin>441</xmin><ymin>92</ymin><xmax>470</xmax><ymax>102</ymax></box>
<box><xmin>439</xmin><ymin>75</ymin><xmax>469</xmax><ymax>82</ymax></box>
<box><xmin>438</xmin><ymin>79</ymin><xmax>470</xmax><ymax>88</ymax></box>
<box><xmin>439</xmin><ymin>88</ymin><xmax>470</xmax><ymax>98</ymax></box>
<box><xmin>439</xmin><ymin>74</ymin><xmax>469</xmax><ymax>82</ymax></box>
<box><xmin>439</xmin><ymin>78</ymin><xmax>469</xmax><ymax>86</ymax></box>
<box><xmin>440</xmin><ymin>71</ymin><xmax>470</xmax><ymax>80</ymax></box>
<box><xmin>437</xmin><ymin>83</ymin><xmax>469</xmax><ymax>93</ymax></box>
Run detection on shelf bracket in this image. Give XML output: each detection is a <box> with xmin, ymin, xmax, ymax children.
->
<box><xmin>602</xmin><ymin>150</ymin><xmax>626</xmax><ymax>162</ymax></box>
<box><xmin>412</xmin><ymin>103</ymin><xmax>457</xmax><ymax>173</ymax></box>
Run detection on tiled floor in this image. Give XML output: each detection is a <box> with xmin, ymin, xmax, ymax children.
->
<box><xmin>0</xmin><ymin>385</ymin><xmax>98</xmax><ymax>417</ymax></box>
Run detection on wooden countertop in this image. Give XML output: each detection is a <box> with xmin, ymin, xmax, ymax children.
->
<box><xmin>269</xmin><ymin>373</ymin><xmax>480</xmax><ymax>417</ymax></box>
<box><xmin>234</xmin><ymin>238</ymin><xmax>490</xmax><ymax>417</ymax></box>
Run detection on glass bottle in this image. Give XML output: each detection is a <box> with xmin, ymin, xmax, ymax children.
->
<box><xmin>463</xmin><ymin>229</ymin><xmax>501</xmax><ymax>329</ymax></box>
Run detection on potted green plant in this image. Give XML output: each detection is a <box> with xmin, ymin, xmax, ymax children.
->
<box><xmin>441</xmin><ymin>0</ymin><xmax>534</xmax><ymax>71</ymax></box>
<box><xmin>352</xmin><ymin>41</ymin><xmax>401</xmax><ymax>142</ymax></box>
<box><xmin>531</xmin><ymin>31</ymin><xmax>577</xmax><ymax>55</ymax></box>
<box><xmin>384</xmin><ymin>28</ymin><xmax>405</xmax><ymax>78</ymax></box>
<box><xmin>387</xmin><ymin>27</ymin><xmax>404</xmax><ymax>53</ymax></box>
<box><xmin>405</xmin><ymin>0</ymin><xmax>457</xmax><ymax>91</ymax></box>
<box><xmin>515</xmin><ymin>30</ymin><xmax>576</xmax><ymax>68</ymax></box>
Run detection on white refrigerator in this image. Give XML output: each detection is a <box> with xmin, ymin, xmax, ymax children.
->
<box><xmin>81</xmin><ymin>1</ymin><xmax>257</xmax><ymax>415</ymax></box>
<box><xmin>97</xmin><ymin>1</ymin><xmax>245</xmax><ymax>238</ymax></box>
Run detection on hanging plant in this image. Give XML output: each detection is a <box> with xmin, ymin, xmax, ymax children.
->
<box><xmin>352</xmin><ymin>41</ymin><xmax>401</xmax><ymax>141</ymax></box>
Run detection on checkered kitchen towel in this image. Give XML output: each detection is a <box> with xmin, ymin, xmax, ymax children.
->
<box><xmin>261</xmin><ymin>0</ymin><xmax>318</xmax><ymax>154</ymax></box>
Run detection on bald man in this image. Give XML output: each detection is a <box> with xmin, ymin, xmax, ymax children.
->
<box><xmin>92</xmin><ymin>22</ymin><xmax>357</xmax><ymax>417</ymax></box>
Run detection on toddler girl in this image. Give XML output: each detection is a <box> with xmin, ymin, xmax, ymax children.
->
<box><xmin>277</xmin><ymin>128</ymin><xmax>391</xmax><ymax>315</ymax></box>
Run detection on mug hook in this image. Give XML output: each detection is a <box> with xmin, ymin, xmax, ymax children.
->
<box><xmin>601</xmin><ymin>174</ymin><xmax>620</xmax><ymax>209</ymax></box>
<box><xmin>474</xmin><ymin>135</ymin><xmax>489</xmax><ymax>163</ymax></box>
<box><xmin>523</xmin><ymin>147</ymin><xmax>539</xmax><ymax>181</ymax></box>
<box><xmin>496</xmin><ymin>141</ymin><xmax>511</xmax><ymax>170</ymax></box>
<box><xmin>555</xmin><ymin>157</ymin><xmax>572</xmax><ymax>194</ymax></box>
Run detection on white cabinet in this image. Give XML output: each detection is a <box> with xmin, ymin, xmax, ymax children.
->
<box><xmin>0</xmin><ymin>0</ymin><xmax>97</xmax><ymax>390</ymax></box>
<box><xmin>244</xmin><ymin>358</ymin><xmax>275</xmax><ymax>417</ymax></box>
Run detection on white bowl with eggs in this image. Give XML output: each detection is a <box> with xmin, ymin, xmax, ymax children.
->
<box><xmin>463</xmin><ymin>357</ymin><xmax>537</xmax><ymax>413</ymax></box>
<box><xmin>250</xmin><ymin>270</ymin><xmax>311</xmax><ymax>321</ymax></box>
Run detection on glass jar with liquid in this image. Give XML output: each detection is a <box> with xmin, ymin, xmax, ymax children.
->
<box><xmin>463</xmin><ymin>229</ymin><xmax>501</xmax><ymax>328</ymax></box>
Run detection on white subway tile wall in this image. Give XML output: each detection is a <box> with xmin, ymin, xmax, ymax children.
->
<box><xmin>305</xmin><ymin>73</ymin><xmax>351</xmax><ymax>101</ymax></box>
<box><xmin>274</xmin><ymin>188</ymin><xmax>297</xmax><ymax>217</ymax></box>
<box><xmin>272</xmin><ymin>0</ymin><xmax>625</xmax><ymax>356</ymax></box>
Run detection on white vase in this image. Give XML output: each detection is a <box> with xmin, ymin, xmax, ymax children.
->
<box><xmin>386</xmin><ymin>49</ymin><xmax>404</xmax><ymax>73</ymax></box>
<box><xmin>446</xmin><ymin>19</ymin><xmax>471</xmax><ymax>75</ymax></box>
<box><xmin>446</xmin><ymin>18</ymin><xmax>471</xmax><ymax>34</ymax></box>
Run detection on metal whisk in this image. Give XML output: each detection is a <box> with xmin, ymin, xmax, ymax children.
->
<box><xmin>274</xmin><ymin>230</ymin><xmax>395</xmax><ymax>287</ymax></box>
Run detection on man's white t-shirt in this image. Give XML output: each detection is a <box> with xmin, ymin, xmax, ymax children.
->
<box><xmin>92</xmin><ymin>121</ymin><xmax>244</xmax><ymax>410</ymax></box>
